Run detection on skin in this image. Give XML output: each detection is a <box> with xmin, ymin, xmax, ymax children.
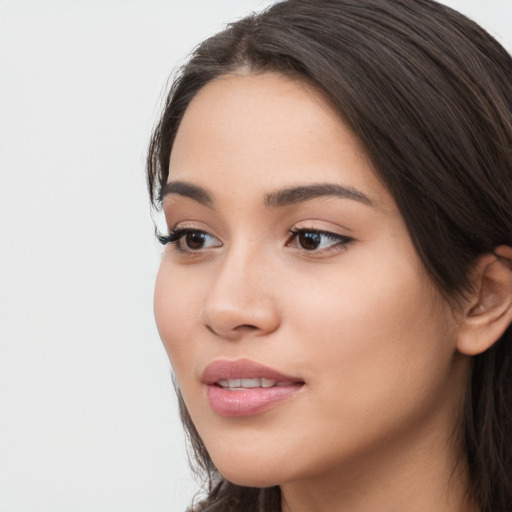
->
<box><xmin>154</xmin><ymin>72</ymin><xmax>478</xmax><ymax>512</ymax></box>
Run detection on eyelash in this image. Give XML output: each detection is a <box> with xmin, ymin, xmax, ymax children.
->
<box><xmin>287</xmin><ymin>228</ymin><xmax>353</xmax><ymax>253</ymax></box>
<box><xmin>158</xmin><ymin>227</ymin><xmax>353</xmax><ymax>254</ymax></box>
<box><xmin>158</xmin><ymin>228</ymin><xmax>221</xmax><ymax>253</ymax></box>
<box><xmin>158</xmin><ymin>229</ymin><xmax>186</xmax><ymax>246</ymax></box>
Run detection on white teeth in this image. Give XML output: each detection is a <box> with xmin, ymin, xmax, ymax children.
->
<box><xmin>217</xmin><ymin>378</ymin><xmax>278</xmax><ymax>389</ymax></box>
<box><xmin>261</xmin><ymin>378</ymin><xmax>276</xmax><ymax>388</ymax></box>
<box><xmin>240</xmin><ymin>378</ymin><xmax>261</xmax><ymax>388</ymax></box>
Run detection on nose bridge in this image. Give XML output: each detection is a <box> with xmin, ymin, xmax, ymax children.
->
<box><xmin>201</xmin><ymin>238</ymin><xmax>279</xmax><ymax>338</ymax></box>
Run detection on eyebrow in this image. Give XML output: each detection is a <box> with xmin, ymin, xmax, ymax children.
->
<box><xmin>264</xmin><ymin>183</ymin><xmax>374</xmax><ymax>208</ymax></box>
<box><xmin>160</xmin><ymin>180</ymin><xmax>374</xmax><ymax>209</ymax></box>
<box><xmin>160</xmin><ymin>181</ymin><xmax>213</xmax><ymax>206</ymax></box>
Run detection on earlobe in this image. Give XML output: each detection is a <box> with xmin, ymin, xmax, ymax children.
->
<box><xmin>457</xmin><ymin>246</ymin><xmax>512</xmax><ymax>356</ymax></box>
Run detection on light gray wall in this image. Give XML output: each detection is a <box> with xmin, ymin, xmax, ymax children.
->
<box><xmin>0</xmin><ymin>1</ymin><xmax>510</xmax><ymax>511</ymax></box>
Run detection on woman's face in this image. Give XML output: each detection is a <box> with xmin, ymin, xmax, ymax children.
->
<box><xmin>154</xmin><ymin>73</ymin><xmax>467</xmax><ymax>488</ymax></box>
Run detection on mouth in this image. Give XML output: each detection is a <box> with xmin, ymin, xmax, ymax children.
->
<box><xmin>202</xmin><ymin>359</ymin><xmax>305</xmax><ymax>417</ymax></box>
<box><xmin>215</xmin><ymin>378</ymin><xmax>298</xmax><ymax>390</ymax></box>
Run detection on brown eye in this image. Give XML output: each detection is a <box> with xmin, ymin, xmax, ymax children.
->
<box><xmin>298</xmin><ymin>231</ymin><xmax>322</xmax><ymax>250</ymax></box>
<box><xmin>288</xmin><ymin>228</ymin><xmax>353</xmax><ymax>252</ymax></box>
<box><xmin>185</xmin><ymin>231</ymin><xmax>208</xmax><ymax>250</ymax></box>
<box><xmin>161</xmin><ymin>228</ymin><xmax>222</xmax><ymax>252</ymax></box>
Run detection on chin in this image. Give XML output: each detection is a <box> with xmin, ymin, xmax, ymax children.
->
<box><xmin>217</xmin><ymin>466</ymin><xmax>281</xmax><ymax>488</ymax></box>
<box><xmin>206</xmin><ymin>446</ymin><xmax>292</xmax><ymax>488</ymax></box>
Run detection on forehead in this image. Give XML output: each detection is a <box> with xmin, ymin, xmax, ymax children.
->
<box><xmin>168</xmin><ymin>72</ymin><xmax>390</xmax><ymax>208</ymax></box>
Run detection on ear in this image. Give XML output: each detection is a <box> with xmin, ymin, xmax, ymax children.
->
<box><xmin>457</xmin><ymin>246</ymin><xmax>512</xmax><ymax>356</ymax></box>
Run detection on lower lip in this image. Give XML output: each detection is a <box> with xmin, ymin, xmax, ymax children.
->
<box><xmin>207</xmin><ymin>384</ymin><xmax>303</xmax><ymax>417</ymax></box>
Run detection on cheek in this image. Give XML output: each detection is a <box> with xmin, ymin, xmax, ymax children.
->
<box><xmin>284</xmin><ymin>252</ymin><xmax>455</xmax><ymax>427</ymax></box>
<box><xmin>154</xmin><ymin>261</ymin><xmax>200</xmax><ymax>370</ymax></box>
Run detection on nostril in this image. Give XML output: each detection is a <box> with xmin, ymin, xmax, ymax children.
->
<box><xmin>235</xmin><ymin>324</ymin><xmax>259</xmax><ymax>332</ymax></box>
<box><xmin>205</xmin><ymin>323</ymin><xmax>259</xmax><ymax>337</ymax></box>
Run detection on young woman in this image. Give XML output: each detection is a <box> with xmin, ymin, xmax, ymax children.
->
<box><xmin>147</xmin><ymin>0</ymin><xmax>512</xmax><ymax>510</ymax></box>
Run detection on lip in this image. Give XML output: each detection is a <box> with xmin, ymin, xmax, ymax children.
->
<box><xmin>202</xmin><ymin>358</ymin><xmax>305</xmax><ymax>417</ymax></box>
<box><xmin>202</xmin><ymin>358</ymin><xmax>302</xmax><ymax>384</ymax></box>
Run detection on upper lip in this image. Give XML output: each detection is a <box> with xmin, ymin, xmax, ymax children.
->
<box><xmin>202</xmin><ymin>358</ymin><xmax>304</xmax><ymax>385</ymax></box>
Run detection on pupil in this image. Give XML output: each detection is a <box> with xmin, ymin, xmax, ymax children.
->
<box><xmin>299</xmin><ymin>232</ymin><xmax>321</xmax><ymax>250</ymax></box>
<box><xmin>186</xmin><ymin>232</ymin><xmax>205</xmax><ymax>249</ymax></box>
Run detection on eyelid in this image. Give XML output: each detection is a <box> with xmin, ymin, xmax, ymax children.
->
<box><xmin>155</xmin><ymin>219</ymin><xmax>354</xmax><ymax>256</ymax></box>
<box><xmin>158</xmin><ymin>227</ymin><xmax>222</xmax><ymax>253</ymax></box>
<box><xmin>287</xmin><ymin>226</ymin><xmax>354</xmax><ymax>254</ymax></box>
<box><xmin>157</xmin><ymin>218</ymin><xmax>219</xmax><ymax>243</ymax></box>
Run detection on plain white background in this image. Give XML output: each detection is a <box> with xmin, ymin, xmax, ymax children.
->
<box><xmin>0</xmin><ymin>1</ymin><xmax>511</xmax><ymax>511</ymax></box>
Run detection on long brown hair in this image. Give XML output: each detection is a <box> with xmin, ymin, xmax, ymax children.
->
<box><xmin>147</xmin><ymin>1</ymin><xmax>512</xmax><ymax>510</ymax></box>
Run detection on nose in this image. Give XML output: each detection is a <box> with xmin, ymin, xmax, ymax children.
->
<box><xmin>200</xmin><ymin>245</ymin><xmax>281</xmax><ymax>340</ymax></box>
